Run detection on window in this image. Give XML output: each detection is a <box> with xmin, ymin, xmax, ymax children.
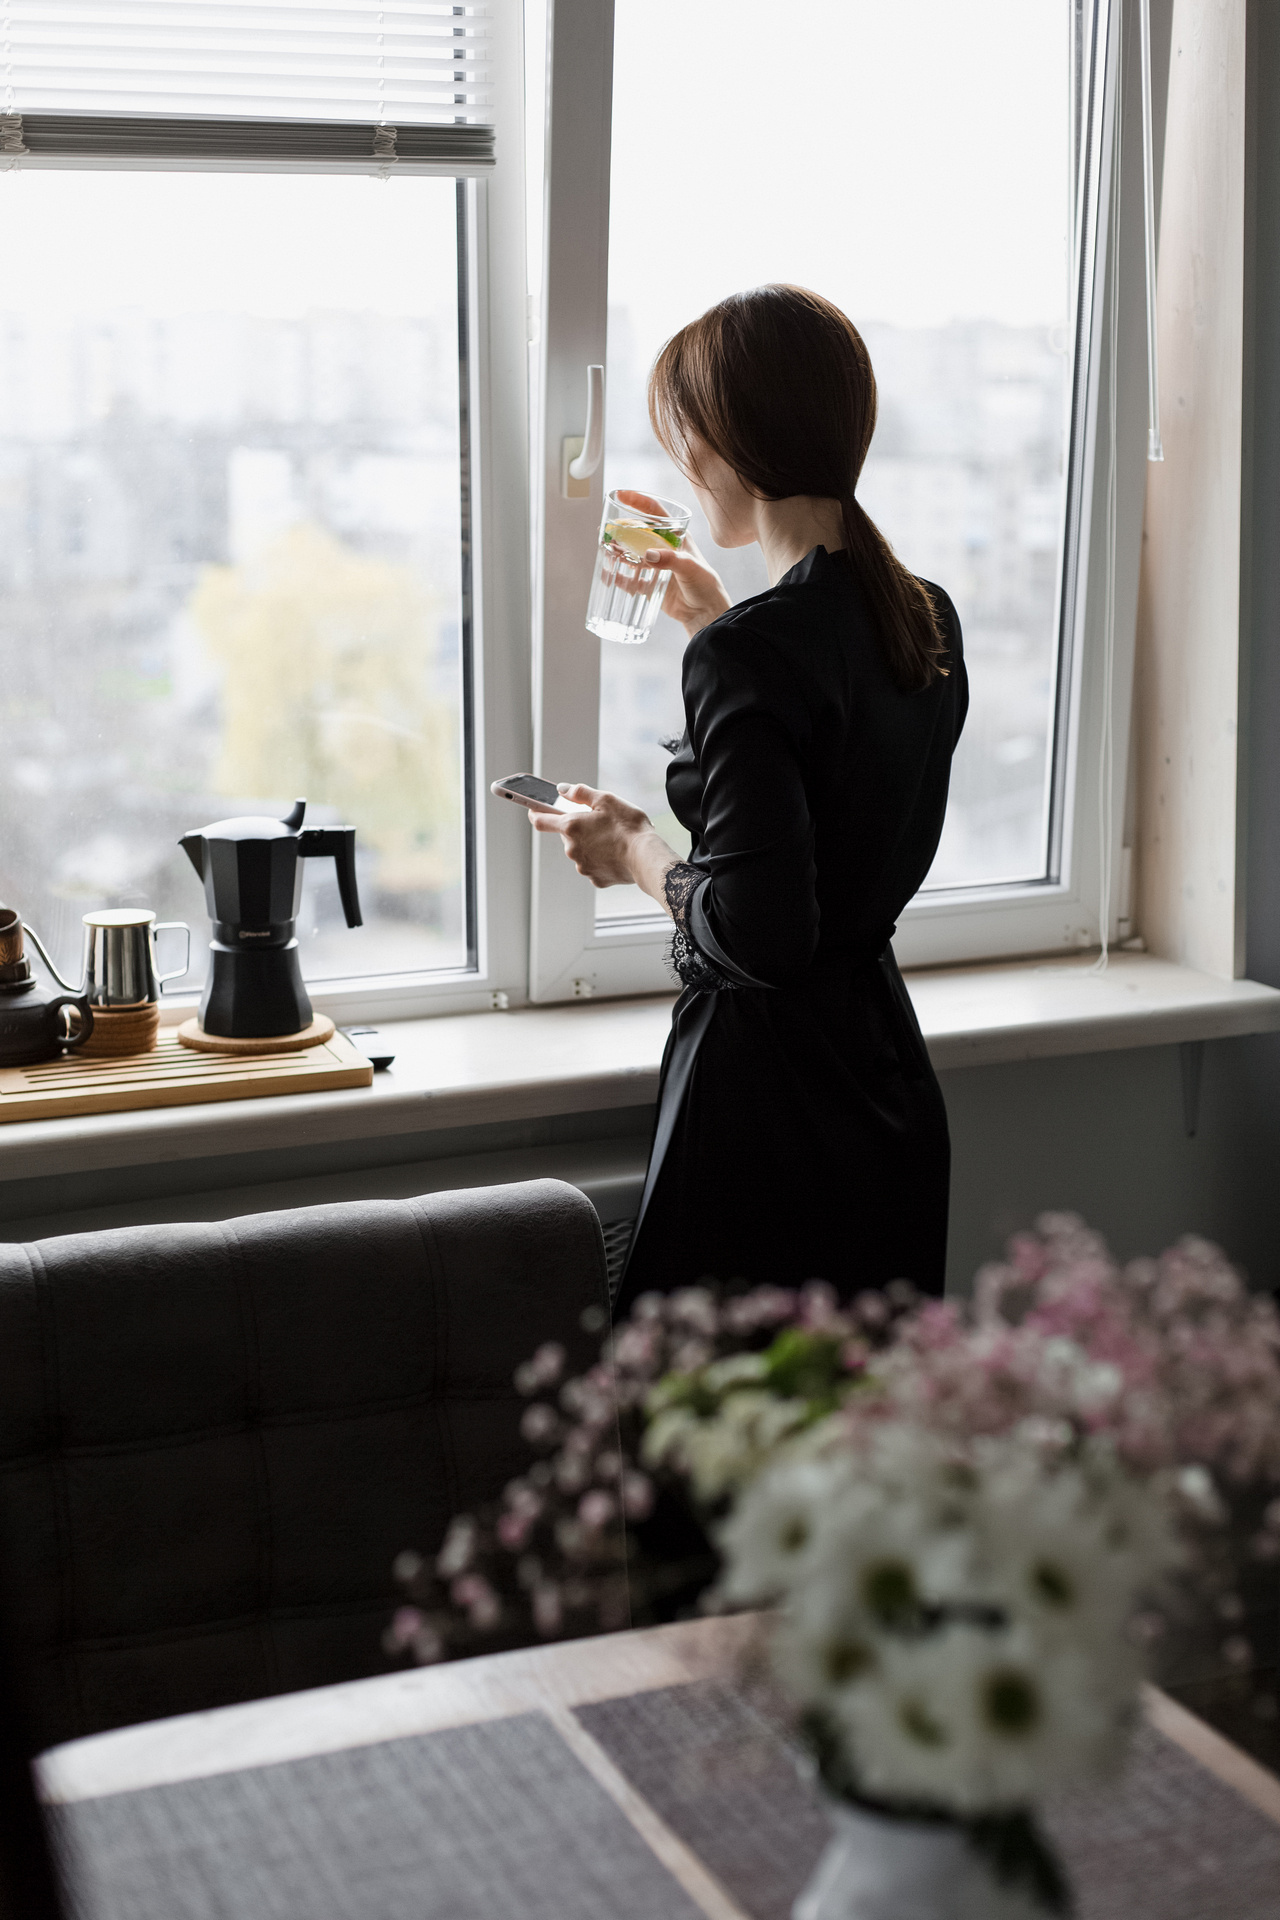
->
<box><xmin>2</xmin><ymin>171</ymin><xmax>471</xmax><ymax>983</ymax></box>
<box><xmin>530</xmin><ymin>0</ymin><xmax>1148</xmax><ymax>997</ymax></box>
<box><xmin>0</xmin><ymin>0</ymin><xmax>531</xmax><ymax>1020</ymax></box>
<box><xmin>0</xmin><ymin>0</ymin><xmax>1149</xmax><ymax>1018</ymax></box>
<box><xmin>598</xmin><ymin>0</ymin><xmax>1078</xmax><ymax>919</ymax></box>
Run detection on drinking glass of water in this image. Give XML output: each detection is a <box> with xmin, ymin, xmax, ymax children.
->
<box><xmin>585</xmin><ymin>489</ymin><xmax>691</xmax><ymax>644</ymax></box>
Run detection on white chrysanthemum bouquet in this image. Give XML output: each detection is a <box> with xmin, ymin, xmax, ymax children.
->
<box><xmin>390</xmin><ymin>1217</ymin><xmax>1280</xmax><ymax>1912</ymax></box>
<box><xmin>713</xmin><ymin>1424</ymin><xmax>1171</xmax><ymax>1814</ymax></box>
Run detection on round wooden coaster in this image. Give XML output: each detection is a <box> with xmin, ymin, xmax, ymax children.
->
<box><xmin>176</xmin><ymin>1014</ymin><xmax>336</xmax><ymax>1055</ymax></box>
<box><xmin>81</xmin><ymin>1003</ymin><xmax>161</xmax><ymax>1059</ymax></box>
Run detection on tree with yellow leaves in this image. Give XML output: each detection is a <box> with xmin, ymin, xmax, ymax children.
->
<box><xmin>190</xmin><ymin>522</ymin><xmax>461</xmax><ymax>900</ymax></box>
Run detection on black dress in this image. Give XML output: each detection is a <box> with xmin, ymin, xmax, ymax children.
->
<box><xmin>616</xmin><ymin>545</ymin><xmax>968</xmax><ymax>1310</ymax></box>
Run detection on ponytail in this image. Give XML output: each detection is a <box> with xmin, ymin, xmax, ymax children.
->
<box><xmin>840</xmin><ymin>497</ymin><xmax>948</xmax><ymax>691</ymax></box>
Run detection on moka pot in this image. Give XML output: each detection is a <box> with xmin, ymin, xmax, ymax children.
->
<box><xmin>179</xmin><ymin>800</ymin><xmax>362</xmax><ymax>1038</ymax></box>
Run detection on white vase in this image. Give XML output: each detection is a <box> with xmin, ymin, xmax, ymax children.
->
<box><xmin>793</xmin><ymin>1802</ymin><xmax>1061</xmax><ymax>1920</ymax></box>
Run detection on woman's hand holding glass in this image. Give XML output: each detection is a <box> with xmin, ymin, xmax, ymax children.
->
<box><xmin>544</xmin><ymin>490</ymin><xmax>728</xmax><ymax>899</ymax></box>
<box><xmin>642</xmin><ymin>534</ymin><xmax>732</xmax><ymax>637</ymax></box>
<box><xmin>612</xmin><ymin>490</ymin><xmax>731</xmax><ymax>638</ymax></box>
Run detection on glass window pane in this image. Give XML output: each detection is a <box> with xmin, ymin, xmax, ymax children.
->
<box><xmin>0</xmin><ymin>172</ymin><xmax>469</xmax><ymax>989</ymax></box>
<box><xmin>597</xmin><ymin>0</ymin><xmax>1072</xmax><ymax>921</ymax></box>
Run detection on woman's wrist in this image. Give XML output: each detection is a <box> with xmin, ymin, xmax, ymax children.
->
<box><xmin>627</xmin><ymin>826</ymin><xmax>680</xmax><ymax>911</ymax></box>
<box><xmin>680</xmin><ymin>591</ymin><xmax>732</xmax><ymax>638</ymax></box>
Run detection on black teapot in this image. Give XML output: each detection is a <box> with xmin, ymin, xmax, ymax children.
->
<box><xmin>0</xmin><ymin>908</ymin><xmax>94</xmax><ymax>1068</ymax></box>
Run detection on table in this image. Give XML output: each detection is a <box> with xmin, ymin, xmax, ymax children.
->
<box><xmin>38</xmin><ymin>1619</ymin><xmax>1280</xmax><ymax>1920</ymax></box>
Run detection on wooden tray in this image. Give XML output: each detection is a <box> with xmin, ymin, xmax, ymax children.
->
<box><xmin>0</xmin><ymin>1029</ymin><xmax>373</xmax><ymax>1125</ymax></box>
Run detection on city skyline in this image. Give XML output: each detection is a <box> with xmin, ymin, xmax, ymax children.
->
<box><xmin>1</xmin><ymin>294</ymin><xmax>1070</xmax><ymax>978</ymax></box>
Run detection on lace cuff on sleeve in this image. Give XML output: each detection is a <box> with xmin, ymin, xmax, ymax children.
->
<box><xmin>664</xmin><ymin>862</ymin><xmax>738</xmax><ymax>992</ymax></box>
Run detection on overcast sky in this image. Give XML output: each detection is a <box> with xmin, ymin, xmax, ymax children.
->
<box><xmin>0</xmin><ymin>0</ymin><xmax>1068</xmax><ymax>335</ymax></box>
<box><xmin>608</xmin><ymin>0</ymin><xmax>1070</xmax><ymax>348</ymax></box>
<box><xmin>0</xmin><ymin>169</ymin><xmax>458</xmax><ymax>319</ymax></box>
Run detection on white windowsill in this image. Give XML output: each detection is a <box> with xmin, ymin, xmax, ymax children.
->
<box><xmin>2</xmin><ymin>951</ymin><xmax>1278</xmax><ymax>1187</ymax></box>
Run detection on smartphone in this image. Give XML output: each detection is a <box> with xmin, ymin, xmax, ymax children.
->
<box><xmin>339</xmin><ymin>1027</ymin><xmax>396</xmax><ymax>1071</ymax></box>
<box><xmin>491</xmin><ymin>772</ymin><xmax>565</xmax><ymax>809</ymax></box>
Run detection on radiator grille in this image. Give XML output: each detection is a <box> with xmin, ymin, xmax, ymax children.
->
<box><xmin>601</xmin><ymin>1218</ymin><xmax>635</xmax><ymax>1297</ymax></box>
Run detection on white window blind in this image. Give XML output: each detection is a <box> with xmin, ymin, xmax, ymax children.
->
<box><xmin>0</xmin><ymin>0</ymin><xmax>493</xmax><ymax>170</ymax></box>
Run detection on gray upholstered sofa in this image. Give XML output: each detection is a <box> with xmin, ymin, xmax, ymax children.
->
<box><xmin>0</xmin><ymin>1179</ymin><xmax>607</xmax><ymax>1753</ymax></box>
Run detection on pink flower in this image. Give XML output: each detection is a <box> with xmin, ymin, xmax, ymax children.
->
<box><xmin>514</xmin><ymin>1342</ymin><xmax>567</xmax><ymax>1395</ymax></box>
<box><xmin>798</xmin><ymin>1280</ymin><xmax>841</xmax><ymax>1330</ymax></box>
<box><xmin>386</xmin><ymin>1606</ymin><xmax>423</xmax><ymax>1651</ymax></box>
<box><xmin>670</xmin><ymin>1338</ymin><xmax>714</xmax><ymax>1373</ymax></box>
<box><xmin>533</xmin><ymin>1341</ymin><xmax>567</xmax><ymax>1381</ymax></box>
<box><xmin>578</xmin><ymin>1490</ymin><xmax>617</xmax><ymax>1530</ymax></box>
<box><xmin>723</xmin><ymin>1287</ymin><xmax>798</xmax><ymax>1333</ymax></box>
<box><xmin>621</xmin><ymin>1471</ymin><xmax>654</xmax><ymax>1520</ymax></box>
<box><xmin>410</xmin><ymin>1211</ymin><xmax>1280</xmax><ymax>1680</ymax></box>
<box><xmin>503</xmin><ymin>1481</ymin><xmax>545</xmax><ymax>1521</ymax></box>
<box><xmin>841</xmin><ymin>1214</ymin><xmax>1280</xmax><ymax>1493</ymax></box>
<box><xmin>669</xmin><ymin>1288</ymin><xmax>719</xmax><ymax>1335</ymax></box>
<box><xmin>497</xmin><ymin>1510</ymin><xmax>534</xmax><ymax>1549</ymax></box>
<box><xmin>613</xmin><ymin>1322</ymin><xmax>664</xmax><ymax>1371</ymax></box>
<box><xmin>435</xmin><ymin>1516</ymin><xmax>478</xmax><ymax>1577</ymax></box>
<box><xmin>1007</xmin><ymin>1230</ymin><xmax>1051</xmax><ymax>1283</ymax></box>
<box><xmin>450</xmin><ymin>1574</ymin><xmax>501</xmax><ymax>1630</ymax></box>
<box><xmin>521</xmin><ymin>1403</ymin><xmax>561</xmax><ymax>1445</ymax></box>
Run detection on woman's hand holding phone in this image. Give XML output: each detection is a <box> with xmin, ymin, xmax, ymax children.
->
<box><xmin>530</xmin><ymin>784</ymin><xmax>648</xmax><ymax>887</ymax></box>
<box><xmin>529</xmin><ymin>782</ymin><xmax>678</xmax><ymax>904</ymax></box>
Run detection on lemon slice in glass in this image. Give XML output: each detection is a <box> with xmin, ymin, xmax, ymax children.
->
<box><xmin>603</xmin><ymin>521</ymin><xmax>682</xmax><ymax>560</ymax></box>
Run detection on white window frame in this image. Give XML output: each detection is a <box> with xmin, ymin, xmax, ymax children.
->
<box><xmin>304</xmin><ymin>0</ymin><xmax>538</xmax><ymax>1024</ymax></box>
<box><xmin>7</xmin><ymin>0</ymin><xmax>536</xmax><ymax>1027</ymax></box>
<box><xmin>528</xmin><ymin>0</ymin><xmax>1158</xmax><ymax>1002</ymax></box>
<box><xmin>258</xmin><ymin>0</ymin><xmax>538</xmax><ymax>1022</ymax></box>
<box><xmin>308</xmin><ymin>93</ymin><xmax>537</xmax><ymax>1026</ymax></box>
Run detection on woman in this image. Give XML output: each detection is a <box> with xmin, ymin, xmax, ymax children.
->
<box><xmin>536</xmin><ymin>286</ymin><xmax>967</xmax><ymax>1306</ymax></box>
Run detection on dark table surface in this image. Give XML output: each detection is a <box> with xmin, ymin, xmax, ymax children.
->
<box><xmin>38</xmin><ymin>1619</ymin><xmax>1280</xmax><ymax>1920</ymax></box>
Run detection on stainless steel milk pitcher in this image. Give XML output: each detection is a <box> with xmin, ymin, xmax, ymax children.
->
<box><xmin>80</xmin><ymin>910</ymin><xmax>190</xmax><ymax>1006</ymax></box>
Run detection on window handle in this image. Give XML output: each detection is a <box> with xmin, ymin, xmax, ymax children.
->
<box><xmin>569</xmin><ymin>365</ymin><xmax>605</xmax><ymax>478</ymax></box>
<box><xmin>562</xmin><ymin>364</ymin><xmax>604</xmax><ymax>497</ymax></box>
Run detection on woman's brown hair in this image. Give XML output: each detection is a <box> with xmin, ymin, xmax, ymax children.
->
<box><xmin>648</xmin><ymin>285</ymin><xmax>947</xmax><ymax>691</ymax></box>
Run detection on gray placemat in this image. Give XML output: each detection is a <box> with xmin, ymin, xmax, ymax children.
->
<box><xmin>53</xmin><ymin>1710</ymin><xmax>705</xmax><ymax>1920</ymax></box>
<box><xmin>1046</xmin><ymin>1722</ymin><xmax>1280</xmax><ymax>1920</ymax></box>
<box><xmin>576</xmin><ymin>1680</ymin><xmax>1280</xmax><ymax>1920</ymax></box>
<box><xmin>575</xmin><ymin>1679</ymin><xmax>831</xmax><ymax>1920</ymax></box>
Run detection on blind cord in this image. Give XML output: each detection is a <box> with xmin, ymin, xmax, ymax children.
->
<box><xmin>1095</xmin><ymin>0</ymin><xmax>1162</xmax><ymax>971</ymax></box>
<box><xmin>1092</xmin><ymin>0</ymin><xmax>1124</xmax><ymax>975</ymax></box>
<box><xmin>1139</xmin><ymin>0</ymin><xmax>1164</xmax><ymax>463</ymax></box>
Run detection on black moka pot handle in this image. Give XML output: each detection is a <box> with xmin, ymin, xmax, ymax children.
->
<box><xmin>298</xmin><ymin>827</ymin><xmax>363</xmax><ymax>928</ymax></box>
